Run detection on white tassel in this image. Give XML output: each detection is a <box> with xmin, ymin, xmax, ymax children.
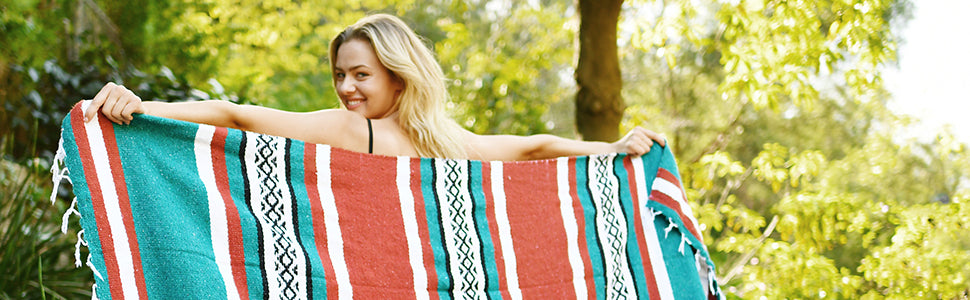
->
<box><xmin>708</xmin><ymin>266</ymin><xmax>718</xmax><ymax>298</ymax></box>
<box><xmin>643</xmin><ymin>208</ymin><xmax>657</xmax><ymax>223</ymax></box>
<box><xmin>49</xmin><ymin>137</ymin><xmax>70</xmax><ymax>204</ymax></box>
<box><xmin>73</xmin><ymin>229</ymin><xmax>86</xmax><ymax>267</ymax></box>
<box><xmin>87</xmin><ymin>252</ymin><xmax>104</xmax><ymax>299</ymax></box>
<box><xmin>663</xmin><ymin>221</ymin><xmax>678</xmax><ymax>238</ymax></box>
<box><xmin>678</xmin><ymin>235</ymin><xmax>694</xmax><ymax>254</ymax></box>
<box><xmin>61</xmin><ymin>197</ymin><xmax>79</xmax><ymax>233</ymax></box>
<box><xmin>87</xmin><ymin>253</ymin><xmax>103</xmax><ymax>281</ymax></box>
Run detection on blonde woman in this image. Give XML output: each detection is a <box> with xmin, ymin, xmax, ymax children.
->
<box><xmin>84</xmin><ymin>14</ymin><xmax>664</xmax><ymax>161</ymax></box>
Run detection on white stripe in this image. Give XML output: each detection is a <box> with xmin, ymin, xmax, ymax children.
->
<box><xmin>272</xmin><ymin>138</ymin><xmax>308</xmax><ymax>297</ymax></box>
<box><xmin>587</xmin><ymin>155</ymin><xmax>635</xmax><ymax>298</ymax></box>
<box><xmin>556</xmin><ymin>158</ymin><xmax>587</xmax><ymax>298</ymax></box>
<box><xmin>82</xmin><ymin>100</ymin><xmax>139</xmax><ymax>299</ymax></box>
<box><xmin>243</xmin><ymin>133</ymin><xmax>281</xmax><ymax>297</ymax></box>
<box><xmin>652</xmin><ymin>177</ymin><xmax>701</xmax><ymax>233</ymax></box>
<box><xmin>489</xmin><ymin>162</ymin><xmax>522</xmax><ymax>300</ymax></box>
<box><xmin>315</xmin><ymin>146</ymin><xmax>353</xmax><ymax>298</ymax></box>
<box><xmin>434</xmin><ymin>160</ymin><xmax>486</xmax><ymax>298</ymax></box>
<box><xmin>642</xmin><ymin>208</ymin><xmax>675</xmax><ymax>299</ymax></box>
<box><xmin>632</xmin><ymin>157</ymin><xmax>675</xmax><ymax>299</ymax></box>
<box><xmin>194</xmin><ymin>125</ymin><xmax>240</xmax><ymax>298</ymax></box>
<box><xmin>397</xmin><ymin>157</ymin><xmax>429</xmax><ymax>299</ymax></box>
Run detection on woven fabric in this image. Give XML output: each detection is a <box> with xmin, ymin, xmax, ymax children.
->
<box><xmin>54</xmin><ymin>100</ymin><xmax>722</xmax><ymax>299</ymax></box>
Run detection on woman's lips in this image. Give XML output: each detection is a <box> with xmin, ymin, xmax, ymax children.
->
<box><xmin>345</xmin><ymin>99</ymin><xmax>364</xmax><ymax>110</ymax></box>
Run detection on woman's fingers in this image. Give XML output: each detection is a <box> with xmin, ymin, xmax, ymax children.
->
<box><xmin>635</xmin><ymin>126</ymin><xmax>666</xmax><ymax>147</ymax></box>
<box><xmin>85</xmin><ymin>82</ymin><xmax>116</xmax><ymax>122</ymax></box>
<box><xmin>618</xmin><ymin>126</ymin><xmax>669</xmax><ymax>156</ymax></box>
<box><xmin>84</xmin><ymin>82</ymin><xmax>142</xmax><ymax>125</ymax></box>
<box><xmin>121</xmin><ymin>101</ymin><xmax>137</xmax><ymax>124</ymax></box>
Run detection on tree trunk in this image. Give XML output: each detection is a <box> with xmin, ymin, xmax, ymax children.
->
<box><xmin>575</xmin><ymin>0</ymin><xmax>624</xmax><ymax>142</ymax></box>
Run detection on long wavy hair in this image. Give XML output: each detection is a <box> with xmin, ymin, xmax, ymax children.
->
<box><xmin>330</xmin><ymin>14</ymin><xmax>465</xmax><ymax>159</ymax></box>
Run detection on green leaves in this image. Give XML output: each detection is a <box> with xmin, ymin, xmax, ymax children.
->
<box><xmin>623</xmin><ymin>0</ymin><xmax>966</xmax><ymax>297</ymax></box>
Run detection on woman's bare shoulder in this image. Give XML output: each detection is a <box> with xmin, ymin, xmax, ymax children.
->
<box><xmin>264</xmin><ymin>109</ymin><xmax>365</xmax><ymax>148</ymax></box>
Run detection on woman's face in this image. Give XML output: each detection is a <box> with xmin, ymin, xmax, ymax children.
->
<box><xmin>334</xmin><ymin>39</ymin><xmax>403</xmax><ymax>119</ymax></box>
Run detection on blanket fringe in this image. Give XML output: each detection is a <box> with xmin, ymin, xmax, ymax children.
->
<box><xmin>51</xmin><ymin>135</ymin><xmax>101</xmax><ymax>299</ymax></box>
<box><xmin>50</xmin><ymin>138</ymin><xmax>70</xmax><ymax>204</ymax></box>
<box><xmin>88</xmin><ymin>253</ymin><xmax>102</xmax><ymax>300</ymax></box>
<box><xmin>61</xmin><ymin>197</ymin><xmax>79</xmax><ymax>233</ymax></box>
<box><xmin>663</xmin><ymin>221</ymin><xmax>678</xmax><ymax>239</ymax></box>
<box><xmin>74</xmin><ymin>229</ymin><xmax>86</xmax><ymax>267</ymax></box>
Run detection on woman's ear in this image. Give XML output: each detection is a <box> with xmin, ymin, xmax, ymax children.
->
<box><xmin>393</xmin><ymin>74</ymin><xmax>406</xmax><ymax>92</ymax></box>
<box><xmin>392</xmin><ymin>74</ymin><xmax>405</xmax><ymax>94</ymax></box>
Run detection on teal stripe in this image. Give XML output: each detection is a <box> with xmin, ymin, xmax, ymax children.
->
<box><xmin>656</xmin><ymin>145</ymin><xmax>680</xmax><ymax>182</ymax></box>
<box><xmin>639</xmin><ymin>144</ymin><xmax>663</xmax><ymax>192</ymax></box>
<box><xmin>574</xmin><ymin>157</ymin><xmax>605</xmax><ymax>300</ymax></box>
<box><xmin>612</xmin><ymin>155</ymin><xmax>648</xmax><ymax>298</ymax></box>
<box><xmin>286</xmin><ymin>141</ymin><xmax>327</xmax><ymax>299</ymax></box>
<box><xmin>421</xmin><ymin>158</ymin><xmax>452</xmax><ymax>300</ymax></box>
<box><xmin>61</xmin><ymin>115</ymin><xmax>112</xmax><ymax>300</ymax></box>
<box><xmin>224</xmin><ymin>128</ymin><xmax>264</xmax><ymax>298</ymax></box>
<box><xmin>652</xmin><ymin>216</ymin><xmax>705</xmax><ymax>299</ymax></box>
<box><xmin>645</xmin><ymin>145</ymin><xmax>711</xmax><ymax>259</ymax></box>
<box><xmin>114</xmin><ymin>116</ymin><xmax>227</xmax><ymax>298</ymax></box>
<box><xmin>468</xmin><ymin>161</ymin><xmax>501</xmax><ymax>298</ymax></box>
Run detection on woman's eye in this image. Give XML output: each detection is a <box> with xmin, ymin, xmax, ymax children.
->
<box><xmin>356</xmin><ymin>73</ymin><xmax>368</xmax><ymax>78</ymax></box>
<box><xmin>335</xmin><ymin>73</ymin><xmax>345</xmax><ymax>79</ymax></box>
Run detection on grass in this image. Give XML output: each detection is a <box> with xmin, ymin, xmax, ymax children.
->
<box><xmin>0</xmin><ymin>137</ymin><xmax>92</xmax><ymax>299</ymax></box>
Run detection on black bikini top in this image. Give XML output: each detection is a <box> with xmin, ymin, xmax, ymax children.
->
<box><xmin>367</xmin><ymin>118</ymin><xmax>373</xmax><ymax>154</ymax></box>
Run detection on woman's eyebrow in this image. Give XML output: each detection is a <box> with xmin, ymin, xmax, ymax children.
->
<box><xmin>335</xmin><ymin>64</ymin><xmax>369</xmax><ymax>72</ymax></box>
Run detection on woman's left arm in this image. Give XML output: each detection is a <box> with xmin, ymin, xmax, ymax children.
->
<box><xmin>468</xmin><ymin>126</ymin><xmax>666</xmax><ymax>161</ymax></box>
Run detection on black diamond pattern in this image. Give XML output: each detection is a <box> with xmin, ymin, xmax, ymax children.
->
<box><xmin>592</xmin><ymin>156</ymin><xmax>630</xmax><ymax>299</ymax></box>
<box><xmin>442</xmin><ymin>159</ymin><xmax>483</xmax><ymax>298</ymax></box>
<box><xmin>254</xmin><ymin>134</ymin><xmax>299</xmax><ymax>299</ymax></box>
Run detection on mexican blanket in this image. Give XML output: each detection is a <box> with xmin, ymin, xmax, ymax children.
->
<box><xmin>52</xmin><ymin>100</ymin><xmax>723</xmax><ymax>299</ymax></box>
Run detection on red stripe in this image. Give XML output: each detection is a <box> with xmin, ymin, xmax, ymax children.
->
<box><xmin>656</xmin><ymin>168</ymin><xmax>682</xmax><ymax>188</ymax></box>
<box><xmin>568</xmin><ymin>158</ymin><xmax>595</xmax><ymax>299</ymax></box>
<box><xmin>210</xmin><ymin>127</ymin><xmax>249</xmax><ymax>298</ymax></box>
<box><xmin>503</xmin><ymin>160</ymin><xmax>575</xmax><ymax>299</ymax></box>
<box><xmin>653</xmin><ymin>168</ymin><xmax>702</xmax><ymax>241</ymax></box>
<box><xmin>650</xmin><ymin>169</ymin><xmax>702</xmax><ymax>241</ymax></box>
<box><xmin>649</xmin><ymin>191</ymin><xmax>702</xmax><ymax>242</ymax></box>
<box><xmin>97</xmin><ymin>110</ymin><xmax>149</xmax><ymax>299</ymax></box>
<box><xmin>623</xmin><ymin>159</ymin><xmax>661</xmax><ymax>299</ymax></box>
<box><xmin>481</xmin><ymin>162</ymin><xmax>511</xmax><ymax>299</ymax></box>
<box><xmin>330</xmin><ymin>149</ymin><xmax>415</xmax><ymax>299</ymax></box>
<box><xmin>410</xmin><ymin>159</ymin><xmax>439</xmax><ymax>300</ymax></box>
<box><xmin>303</xmin><ymin>144</ymin><xmax>339</xmax><ymax>298</ymax></box>
<box><xmin>70</xmin><ymin>104</ymin><xmax>125</xmax><ymax>299</ymax></box>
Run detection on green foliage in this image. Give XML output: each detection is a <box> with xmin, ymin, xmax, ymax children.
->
<box><xmin>3</xmin><ymin>0</ymin><xmax>968</xmax><ymax>298</ymax></box>
<box><xmin>430</xmin><ymin>0</ymin><xmax>575</xmax><ymax>135</ymax></box>
<box><xmin>0</xmin><ymin>142</ymin><xmax>92</xmax><ymax>299</ymax></box>
<box><xmin>623</xmin><ymin>0</ymin><xmax>969</xmax><ymax>298</ymax></box>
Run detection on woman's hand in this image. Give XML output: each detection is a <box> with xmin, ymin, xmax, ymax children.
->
<box><xmin>612</xmin><ymin>126</ymin><xmax>667</xmax><ymax>156</ymax></box>
<box><xmin>84</xmin><ymin>82</ymin><xmax>147</xmax><ymax>124</ymax></box>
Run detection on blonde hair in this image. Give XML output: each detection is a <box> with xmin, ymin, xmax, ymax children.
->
<box><xmin>330</xmin><ymin>14</ymin><xmax>466</xmax><ymax>159</ymax></box>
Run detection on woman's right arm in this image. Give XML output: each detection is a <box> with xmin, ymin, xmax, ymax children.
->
<box><xmin>82</xmin><ymin>83</ymin><xmax>363</xmax><ymax>149</ymax></box>
<box><xmin>85</xmin><ymin>82</ymin><xmax>243</xmax><ymax>127</ymax></box>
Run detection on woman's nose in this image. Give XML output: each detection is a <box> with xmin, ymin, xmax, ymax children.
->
<box><xmin>337</xmin><ymin>79</ymin><xmax>356</xmax><ymax>95</ymax></box>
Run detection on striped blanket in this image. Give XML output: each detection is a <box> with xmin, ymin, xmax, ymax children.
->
<box><xmin>53</xmin><ymin>101</ymin><xmax>722</xmax><ymax>299</ymax></box>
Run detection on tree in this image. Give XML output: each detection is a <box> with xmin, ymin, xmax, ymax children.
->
<box><xmin>575</xmin><ymin>0</ymin><xmax>625</xmax><ymax>142</ymax></box>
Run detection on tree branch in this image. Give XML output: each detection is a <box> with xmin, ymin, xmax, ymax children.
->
<box><xmin>721</xmin><ymin>214</ymin><xmax>779</xmax><ymax>284</ymax></box>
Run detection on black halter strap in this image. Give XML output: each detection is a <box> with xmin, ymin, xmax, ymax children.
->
<box><xmin>367</xmin><ymin>118</ymin><xmax>373</xmax><ymax>154</ymax></box>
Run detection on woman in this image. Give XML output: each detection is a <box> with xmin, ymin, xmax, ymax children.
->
<box><xmin>84</xmin><ymin>14</ymin><xmax>665</xmax><ymax>161</ymax></box>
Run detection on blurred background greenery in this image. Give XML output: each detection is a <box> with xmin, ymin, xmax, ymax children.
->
<box><xmin>2</xmin><ymin>0</ymin><xmax>967</xmax><ymax>298</ymax></box>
